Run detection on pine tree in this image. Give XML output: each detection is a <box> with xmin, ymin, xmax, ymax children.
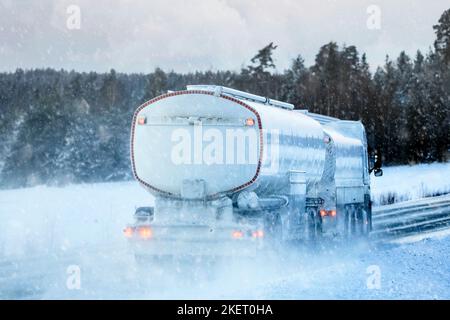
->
<box><xmin>406</xmin><ymin>51</ymin><xmax>429</xmax><ymax>163</ymax></box>
<box><xmin>282</xmin><ymin>55</ymin><xmax>309</xmax><ymax>108</ymax></box>
<box><xmin>242</xmin><ymin>42</ymin><xmax>278</xmax><ymax>95</ymax></box>
<box><xmin>2</xmin><ymin>77</ymin><xmax>67</xmax><ymax>187</ymax></box>
<box><xmin>145</xmin><ymin>67</ymin><xmax>168</xmax><ymax>100</ymax></box>
<box><xmin>434</xmin><ymin>9</ymin><xmax>450</xmax><ymax>65</ymax></box>
<box><xmin>247</xmin><ymin>42</ymin><xmax>278</xmax><ymax>75</ymax></box>
<box><xmin>311</xmin><ymin>42</ymin><xmax>340</xmax><ymax>116</ymax></box>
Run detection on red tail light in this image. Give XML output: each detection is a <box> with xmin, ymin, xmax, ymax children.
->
<box><xmin>232</xmin><ymin>230</ymin><xmax>244</xmax><ymax>239</ymax></box>
<box><xmin>320</xmin><ymin>209</ymin><xmax>337</xmax><ymax>217</ymax></box>
<box><xmin>138</xmin><ymin>226</ymin><xmax>152</xmax><ymax>239</ymax></box>
<box><xmin>123</xmin><ymin>226</ymin><xmax>134</xmax><ymax>238</ymax></box>
<box><xmin>252</xmin><ymin>230</ymin><xmax>264</xmax><ymax>238</ymax></box>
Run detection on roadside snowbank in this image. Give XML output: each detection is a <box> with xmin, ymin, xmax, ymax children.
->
<box><xmin>370</xmin><ymin>162</ymin><xmax>450</xmax><ymax>206</ymax></box>
<box><xmin>0</xmin><ymin>182</ymin><xmax>150</xmax><ymax>258</ymax></box>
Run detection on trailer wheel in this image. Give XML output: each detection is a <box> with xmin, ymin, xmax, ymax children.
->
<box><xmin>264</xmin><ymin>211</ymin><xmax>282</xmax><ymax>245</ymax></box>
<box><xmin>344</xmin><ymin>204</ymin><xmax>356</xmax><ymax>238</ymax></box>
<box><xmin>344</xmin><ymin>205</ymin><xmax>369</xmax><ymax>238</ymax></box>
<box><xmin>357</xmin><ymin>207</ymin><xmax>370</xmax><ymax>237</ymax></box>
<box><xmin>306</xmin><ymin>207</ymin><xmax>321</xmax><ymax>241</ymax></box>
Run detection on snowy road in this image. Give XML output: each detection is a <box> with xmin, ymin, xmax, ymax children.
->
<box><xmin>0</xmin><ymin>195</ymin><xmax>449</xmax><ymax>299</ymax></box>
<box><xmin>0</xmin><ymin>162</ymin><xmax>449</xmax><ymax>299</ymax></box>
<box><xmin>1</xmin><ymin>229</ymin><xmax>450</xmax><ymax>299</ymax></box>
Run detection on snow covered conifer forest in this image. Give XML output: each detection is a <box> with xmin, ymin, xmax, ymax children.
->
<box><xmin>0</xmin><ymin>9</ymin><xmax>449</xmax><ymax>189</ymax></box>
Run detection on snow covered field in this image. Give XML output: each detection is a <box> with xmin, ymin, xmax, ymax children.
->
<box><xmin>371</xmin><ymin>162</ymin><xmax>450</xmax><ymax>206</ymax></box>
<box><xmin>0</xmin><ymin>182</ymin><xmax>150</xmax><ymax>258</ymax></box>
<box><xmin>0</xmin><ymin>162</ymin><xmax>449</xmax><ymax>299</ymax></box>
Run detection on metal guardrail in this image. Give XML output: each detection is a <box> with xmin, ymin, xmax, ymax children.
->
<box><xmin>371</xmin><ymin>194</ymin><xmax>450</xmax><ymax>239</ymax></box>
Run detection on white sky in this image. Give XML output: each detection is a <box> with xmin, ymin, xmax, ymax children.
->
<box><xmin>0</xmin><ymin>0</ymin><xmax>448</xmax><ymax>73</ymax></box>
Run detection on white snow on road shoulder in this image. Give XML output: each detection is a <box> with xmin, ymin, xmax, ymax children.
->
<box><xmin>371</xmin><ymin>162</ymin><xmax>450</xmax><ymax>206</ymax></box>
<box><xmin>0</xmin><ymin>182</ymin><xmax>151</xmax><ymax>258</ymax></box>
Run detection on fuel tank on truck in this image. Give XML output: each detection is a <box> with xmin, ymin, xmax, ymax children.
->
<box><xmin>130</xmin><ymin>85</ymin><xmax>327</xmax><ymax>200</ymax></box>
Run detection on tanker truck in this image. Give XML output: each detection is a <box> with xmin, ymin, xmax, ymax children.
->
<box><xmin>124</xmin><ymin>85</ymin><xmax>383</xmax><ymax>258</ymax></box>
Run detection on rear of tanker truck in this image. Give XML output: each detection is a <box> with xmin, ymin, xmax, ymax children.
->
<box><xmin>124</xmin><ymin>85</ymin><xmax>376</xmax><ymax>261</ymax></box>
<box><xmin>126</xmin><ymin>89</ymin><xmax>268</xmax><ymax>259</ymax></box>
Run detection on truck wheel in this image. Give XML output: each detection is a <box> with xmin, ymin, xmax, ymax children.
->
<box><xmin>344</xmin><ymin>205</ymin><xmax>369</xmax><ymax>238</ymax></box>
<box><xmin>364</xmin><ymin>194</ymin><xmax>373</xmax><ymax>232</ymax></box>
<box><xmin>344</xmin><ymin>204</ymin><xmax>356</xmax><ymax>238</ymax></box>
<box><xmin>307</xmin><ymin>207</ymin><xmax>321</xmax><ymax>242</ymax></box>
<box><xmin>356</xmin><ymin>207</ymin><xmax>370</xmax><ymax>237</ymax></box>
<box><xmin>264</xmin><ymin>211</ymin><xmax>282</xmax><ymax>245</ymax></box>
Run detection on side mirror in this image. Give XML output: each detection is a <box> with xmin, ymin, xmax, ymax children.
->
<box><xmin>369</xmin><ymin>155</ymin><xmax>375</xmax><ymax>171</ymax></box>
<box><xmin>369</xmin><ymin>148</ymin><xmax>382</xmax><ymax>175</ymax></box>
<box><xmin>374</xmin><ymin>168</ymin><xmax>383</xmax><ymax>177</ymax></box>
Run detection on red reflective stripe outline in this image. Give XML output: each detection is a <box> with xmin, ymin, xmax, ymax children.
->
<box><xmin>129</xmin><ymin>90</ymin><xmax>264</xmax><ymax>199</ymax></box>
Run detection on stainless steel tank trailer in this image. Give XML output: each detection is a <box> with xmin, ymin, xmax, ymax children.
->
<box><xmin>124</xmin><ymin>85</ymin><xmax>383</xmax><ymax>257</ymax></box>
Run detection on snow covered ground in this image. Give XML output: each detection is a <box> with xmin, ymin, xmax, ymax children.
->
<box><xmin>0</xmin><ymin>182</ymin><xmax>150</xmax><ymax>258</ymax></box>
<box><xmin>1</xmin><ymin>230</ymin><xmax>450</xmax><ymax>299</ymax></box>
<box><xmin>0</xmin><ymin>161</ymin><xmax>449</xmax><ymax>299</ymax></box>
<box><xmin>371</xmin><ymin>162</ymin><xmax>450</xmax><ymax>206</ymax></box>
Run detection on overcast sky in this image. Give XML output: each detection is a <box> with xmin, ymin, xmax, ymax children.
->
<box><xmin>0</xmin><ymin>0</ymin><xmax>448</xmax><ymax>73</ymax></box>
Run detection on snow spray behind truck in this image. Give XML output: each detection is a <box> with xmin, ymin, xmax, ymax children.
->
<box><xmin>124</xmin><ymin>85</ymin><xmax>383</xmax><ymax>258</ymax></box>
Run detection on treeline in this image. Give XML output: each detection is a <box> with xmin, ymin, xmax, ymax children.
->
<box><xmin>0</xmin><ymin>9</ymin><xmax>449</xmax><ymax>189</ymax></box>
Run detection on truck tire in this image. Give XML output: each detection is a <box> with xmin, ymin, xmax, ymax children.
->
<box><xmin>306</xmin><ymin>207</ymin><xmax>321</xmax><ymax>242</ymax></box>
<box><xmin>357</xmin><ymin>206</ymin><xmax>370</xmax><ymax>237</ymax></box>
<box><xmin>344</xmin><ymin>204</ymin><xmax>356</xmax><ymax>238</ymax></box>
<box><xmin>344</xmin><ymin>204</ymin><xmax>369</xmax><ymax>238</ymax></box>
<box><xmin>264</xmin><ymin>211</ymin><xmax>282</xmax><ymax>245</ymax></box>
